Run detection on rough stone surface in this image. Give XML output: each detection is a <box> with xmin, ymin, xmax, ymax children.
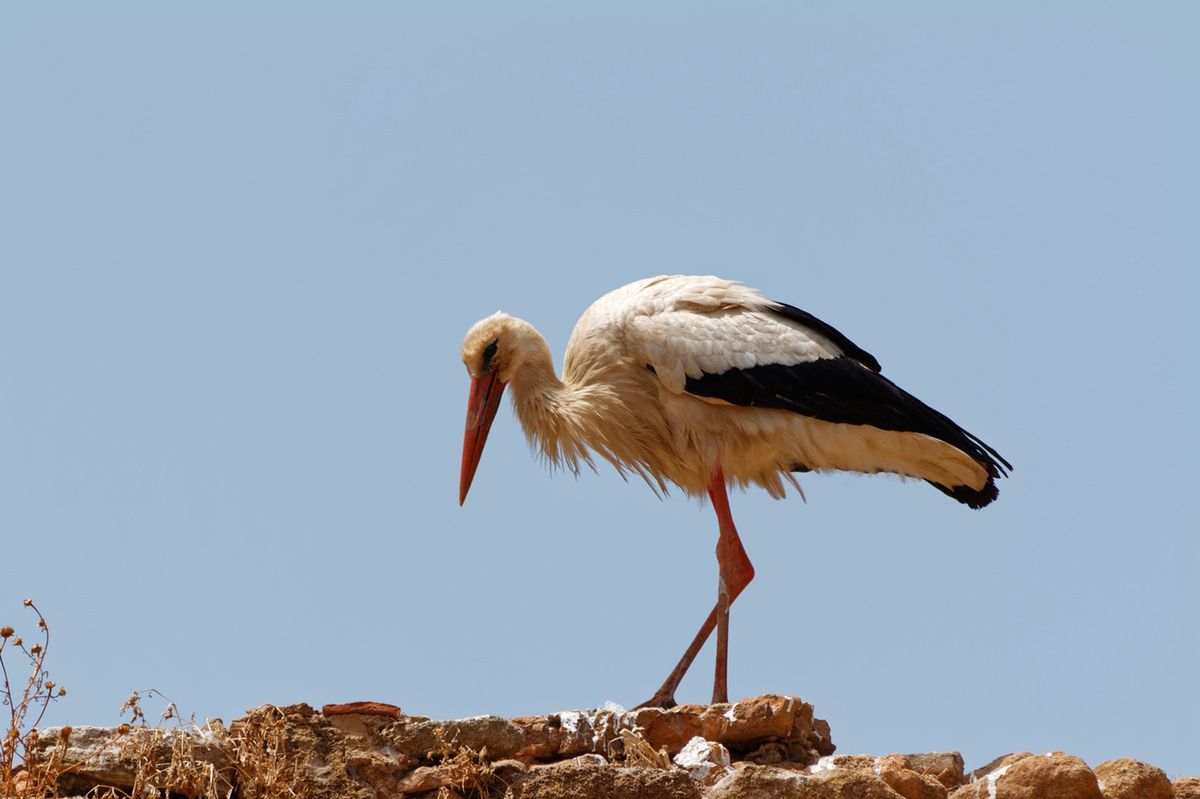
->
<box><xmin>635</xmin><ymin>694</ymin><xmax>833</xmax><ymax>765</ymax></box>
<box><xmin>30</xmin><ymin>724</ymin><xmax>232</xmax><ymax>797</ymax></box>
<box><xmin>965</xmin><ymin>752</ymin><xmax>1032</xmax><ymax>783</ymax></box>
<box><xmin>952</xmin><ymin>753</ymin><xmax>1101</xmax><ymax>799</ymax></box>
<box><xmin>25</xmin><ymin>697</ymin><xmax>1199</xmax><ymax>799</ymax></box>
<box><xmin>674</xmin><ymin>736</ymin><xmax>733</xmax><ymax>785</ymax></box>
<box><xmin>322</xmin><ymin>701</ymin><xmax>403</xmax><ymax>718</ymax></box>
<box><xmin>905</xmin><ymin>752</ymin><xmax>965</xmax><ymax>789</ymax></box>
<box><xmin>508</xmin><ymin>763</ymin><xmax>700</xmax><ymax>799</ymax></box>
<box><xmin>808</xmin><ymin>754</ymin><xmax>879</xmax><ymax>774</ymax></box>
<box><xmin>239</xmin><ymin>703</ymin><xmax>403</xmax><ymax>798</ymax></box>
<box><xmin>395</xmin><ymin>765</ymin><xmax>454</xmax><ymax>794</ymax></box>
<box><xmin>513</xmin><ymin>705</ymin><xmax>637</xmax><ymax>761</ymax></box>
<box><xmin>1093</xmin><ymin>758</ymin><xmax>1172</xmax><ymax>799</ymax></box>
<box><xmin>27</xmin><ymin>695</ymin><xmax>832</xmax><ymax>798</ymax></box>
<box><xmin>386</xmin><ymin>713</ymin><xmax>526</xmax><ymax>761</ymax></box>
<box><xmin>877</xmin><ymin>754</ymin><xmax>948</xmax><ymax>799</ymax></box>
<box><xmin>709</xmin><ymin>763</ymin><xmax>904</xmax><ymax>798</ymax></box>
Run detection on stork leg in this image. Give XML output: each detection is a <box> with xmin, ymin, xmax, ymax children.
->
<box><xmin>711</xmin><ymin>468</ymin><xmax>751</xmax><ymax>703</ymax></box>
<box><xmin>638</xmin><ymin>466</ymin><xmax>755</xmax><ymax>708</ymax></box>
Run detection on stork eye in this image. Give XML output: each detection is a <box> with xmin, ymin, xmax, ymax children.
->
<box><xmin>481</xmin><ymin>339</ymin><xmax>499</xmax><ymax>371</ymax></box>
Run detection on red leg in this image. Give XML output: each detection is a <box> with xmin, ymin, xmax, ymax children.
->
<box><xmin>710</xmin><ymin>466</ymin><xmax>754</xmax><ymax>703</ymax></box>
<box><xmin>638</xmin><ymin>466</ymin><xmax>755</xmax><ymax>708</ymax></box>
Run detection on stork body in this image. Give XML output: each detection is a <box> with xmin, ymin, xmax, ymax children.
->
<box><xmin>460</xmin><ymin>275</ymin><xmax>1009</xmax><ymax>706</ymax></box>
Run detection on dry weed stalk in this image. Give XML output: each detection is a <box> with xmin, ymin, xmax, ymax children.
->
<box><xmin>226</xmin><ymin>706</ymin><xmax>309</xmax><ymax>799</ymax></box>
<box><xmin>618</xmin><ymin>729</ymin><xmax>672</xmax><ymax>770</ymax></box>
<box><xmin>88</xmin><ymin>696</ymin><xmax>312</xmax><ymax>799</ymax></box>
<box><xmin>85</xmin><ymin>690</ymin><xmax>233</xmax><ymax>799</ymax></box>
<box><xmin>1</xmin><ymin>599</ymin><xmax>69</xmax><ymax>798</ymax></box>
<box><xmin>430</xmin><ymin>727</ymin><xmax>495</xmax><ymax>799</ymax></box>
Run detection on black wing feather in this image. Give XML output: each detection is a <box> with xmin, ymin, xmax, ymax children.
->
<box><xmin>684</xmin><ymin>304</ymin><xmax>1011</xmax><ymax>508</ymax></box>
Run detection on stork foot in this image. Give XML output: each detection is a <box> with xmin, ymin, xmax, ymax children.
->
<box><xmin>634</xmin><ymin>691</ymin><xmax>678</xmax><ymax>710</ymax></box>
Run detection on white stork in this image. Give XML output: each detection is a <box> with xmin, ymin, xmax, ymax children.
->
<box><xmin>459</xmin><ymin>275</ymin><xmax>1010</xmax><ymax>707</ymax></box>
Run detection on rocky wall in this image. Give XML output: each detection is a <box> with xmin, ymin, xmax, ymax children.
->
<box><xmin>21</xmin><ymin>695</ymin><xmax>1199</xmax><ymax>799</ymax></box>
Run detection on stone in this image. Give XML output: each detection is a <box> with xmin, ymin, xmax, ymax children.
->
<box><xmin>708</xmin><ymin>763</ymin><xmax>904</xmax><ymax>798</ymax></box>
<box><xmin>951</xmin><ymin>753</ymin><xmax>1100</xmax><ymax>799</ymax></box>
<box><xmin>966</xmin><ymin>753</ymin><xmax>1032</xmax><ymax>783</ymax></box>
<box><xmin>322</xmin><ymin>702</ymin><xmax>405</xmax><ymax>738</ymax></box>
<box><xmin>636</xmin><ymin>696</ymin><xmax>786</xmax><ymax>749</ymax></box>
<box><xmin>29</xmin><ymin>694</ymin><xmax>837</xmax><ymax>798</ymax></box>
<box><xmin>708</xmin><ymin>765</ymin><xmax>808</xmax><ymax>798</ymax></box>
<box><xmin>1094</xmin><ymin>758</ymin><xmax>1172</xmax><ymax>799</ymax></box>
<box><xmin>877</xmin><ymin>754</ymin><xmax>949</xmax><ymax>799</ymax></box>
<box><xmin>742</xmin><ymin>741</ymin><xmax>787</xmax><ymax>765</ymax></box>
<box><xmin>1173</xmin><ymin>777</ymin><xmax>1200</xmax><ymax>798</ymax></box>
<box><xmin>492</xmin><ymin>758</ymin><xmax>530</xmax><ymax>780</ymax></box>
<box><xmin>322</xmin><ymin>701</ymin><xmax>403</xmax><ymax>718</ymax></box>
<box><xmin>22</xmin><ymin>700</ymin><xmax>1193</xmax><ymax>799</ymax></box>
<box><xmin>511</xmin><ymin>697</ymin><xmax>831</xmax><ymax>768</ymax></box>
<box><xmin>278</xmin><ymin>702</ymin><xmax>318</xmax><ymax>719</ymax></box>
<box><xmin>6</xmin><ymin>771</ymin><xmax>30</xmax><ymax>796</ymax></box>
<box><xmin>809</xmin><ymin>754</ymin><xmax>878</xmax><ymax>773</ymax></box>
<box><xmin>344</xmin><ymin>747</ymin><xmax>420</xmax><ymax>786</ymax></box>
<box><xmin>396</xmin><ymin>766</ymin><xmax>454</xmax><ymax>794</ymax></box>
<box><xmin>480</xmin><ymin>759</ymin><xmax>532</xmax><ymax>798</ymax></box>
<box><xmin>673</xmin><ymin>736</ymin><xmax>733</xmax><ymax>784</ymax></box>
<box><xmin>29</xmin><ymin>724</ymin><xmax>233</xmax><ymax>798</ymax></box>
<box><xmin>905</xmin><ymin>752</ymin><xmax>965</xmax><ymax>789</ymax></box>
<box><xmin>633</xmin><ymin>695</ymin><xmax>832</xmax><ymax>766</ymax></box>
<box><xmin>384</xmin><ymin>714</ymin><xmax>525</xmax><ymax>761</ymax></box>
<box><xmin>507</xmin><ymin>763</ymin><xmax>700</xmax><ymax>799</ymax></box>
<box><xmin>530</xmin><ymin>753</ymin><xmax>609</xmax><ymax>769</ymax></box>
<box><xmin>233</xmin><ymin>704</ymin><xmax>375</xmax><ymax>798</ymax></box>
<box><xmin>512</xmin><ymin>715</ymin><xmax>572</xmax><ymax>761</ymax></box>
<box><xmin>393</xmin><ymin>752</ymin><xmax>506</xmax><ymax>796</ymax></box>
<box><xmin>513</xmin><ymin>705</ymin><xmax>636</xmax><ymax>761</ymax></box>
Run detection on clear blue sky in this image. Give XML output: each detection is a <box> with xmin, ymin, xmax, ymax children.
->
<box><xmin>2</xmin><ymin>2</ymin><xmax>1197</xmax><ymax>778</ymax></box>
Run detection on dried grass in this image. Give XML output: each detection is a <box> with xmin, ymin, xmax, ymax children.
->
<box><xmin>80</xmin><ymin>690</ymin><xmax>233</xmax><ymax>799</ymax></box>
<box><xmin>1</xmin><ymin>599</ymin><xmax>69</xmax><ymax>799</ymax></box>
<box><xmin>7</xmin><ymin>608</ymin><xmax>539</xmax><ymax>799</ymax></box>
<box><xmin>225</xmin><ymin>706</ymin><xmax>309</xmax><ymax>799</ymax></box>
<box><xmin>430</xmin><ymin>727</ymin><xmax>496</xmax><ymax>799</ymax></box>
<box><xmin>617</xmin><ymin>729</ymin><xmax>672</xmax><ymax>770</ymax></box>
<box><xmin>89</xmin><ymin>693</ymin><xmax>316</xmax><ymax>799</ymax></box>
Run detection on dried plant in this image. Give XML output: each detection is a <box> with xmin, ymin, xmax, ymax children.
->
<box><xmin>0</xmin><ymin>607</ymin><xmax>298</xmax><ymax>799</ymax></box>
<box><xmin>1</xmin><ymin>599</ymin><xmax>69</xmax><ymax>798</ymax></box>
<box><xmin>83</xmin><ymin>695</ymin><xmax>313</xmax><ymax>799</ymax></box>
<box><xmin>430</xmin><ymin>727</ymin><xmax>496</xmax><ymax>799</ymax></box>
<box><xmin>226</xmin><ymin>706</ymin><xmax>309</xmax><ymax>799</ymax></box>
<box><xmin>83</xmin><ymin>690</ymin><xmax>233</xmax><ymax>799</ymax></box>
<box><xmin>618</xmin><ymin>729</ymin><xmax>671</xmax><ymax>770</ymax></box>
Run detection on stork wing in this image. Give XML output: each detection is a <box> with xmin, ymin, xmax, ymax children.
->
<box><xmin>628</xmin><ymin>294</ymin><xmax>1010</xmax><ymax>494</ymax></box>
<box><xmin>627</xmin><ymin>296</ymin><xmax>878</xmax><ymax>397</ymax></box>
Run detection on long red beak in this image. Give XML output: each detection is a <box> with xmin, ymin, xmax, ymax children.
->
<box><xmin>459</xmin><ymin>370</ymin><xmax>506</xmax><ymax>505</ymax></box>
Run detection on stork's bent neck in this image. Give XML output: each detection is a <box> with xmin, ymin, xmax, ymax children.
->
<box><xmin>501</xmin><ymin>321</ymin><xmax>619</xmax><ymax>477</ymax></box>
<box><xmin>500</xmin><ymin>322</ymin><xmax>561</xmax><ymax>399</ymax></box>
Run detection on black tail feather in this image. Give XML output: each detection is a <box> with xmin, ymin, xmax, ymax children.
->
<box><xmin>928</xmin><ymin>477</ymin><xmax>1000</xmax><ymax>509</ymax></box>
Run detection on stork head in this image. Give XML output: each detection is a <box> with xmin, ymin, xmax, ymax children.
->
<box><xmin>458</xmin><ymin>313</ymin><xmax>516</xmax><ymax>506</ymax></box>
